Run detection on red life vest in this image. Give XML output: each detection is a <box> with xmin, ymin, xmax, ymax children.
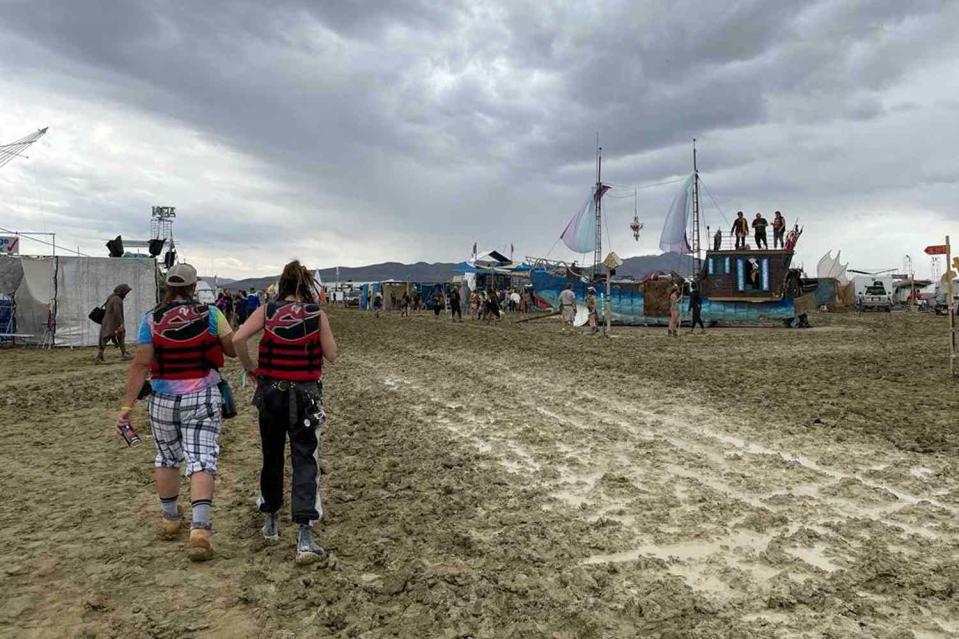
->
<box><xmin>256</xmin><ymin>302</ymin><xmax>323</xmax><ymax>382</ymax></box>
<box><xmin>150</xmin><ymin>303</ymin><xmax>224</xmax><ymax>380</ymax></box>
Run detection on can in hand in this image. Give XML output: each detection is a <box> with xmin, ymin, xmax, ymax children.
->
<box><xmin>116</xmin><ymin>418</ymin><xmax>142</xmax><ymax>447</ymax></box>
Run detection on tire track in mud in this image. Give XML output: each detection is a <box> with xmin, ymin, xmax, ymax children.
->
<box><xmin>352</xmin><ymin>322</ymin><xmax>959</xmax><ymax>637</ymax></box>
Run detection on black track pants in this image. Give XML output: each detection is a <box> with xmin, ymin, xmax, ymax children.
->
<box><xmin>691</xmin><ymin>308</ymin><xmax>705</xmax><ymax>330</ymax></box>
<box><xmin>257</xmin><ymin>387</ymin><xmax>322</xmax><ymax>524</ymax></box>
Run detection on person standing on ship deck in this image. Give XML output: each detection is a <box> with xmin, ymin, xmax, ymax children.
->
<box><xmin>752</xmin><ymin>213</ymin><xmax>769</xmax><ymax>249</ymax></box>
<box><xmin>772</xmin><ymin>211</ymin><xmax>786</xmax><ymax>249</ymax></box>
<box><xmin>732</xmin><ymin>212</ymin><xmax>749</xmax><ymax>249</ymax></box>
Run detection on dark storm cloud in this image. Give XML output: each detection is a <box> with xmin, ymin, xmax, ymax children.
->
<box><xmin>0</xmin><ymin>0</ymin><xmax>957</xmax><ymax>275</ymax></box>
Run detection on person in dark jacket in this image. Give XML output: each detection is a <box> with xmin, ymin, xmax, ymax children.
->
<box><xmin>731</xmin><ymin>212</ymin><xmax>748</xmax><ymax>249</ymax></box>
<box><xmin>688</xmin><ymin>282</ymin><xmax>706</xmax><ymax>333</ymax></box>
<box><xmin>752</xmin><ymin>213</ymin><xmax>769</xmax><ymax>249</ymax></box>
<box><xmin>97</xmin><ymin>284</ymin><xmax>132</xmax><ymax>362</ymax></box>
<box><xmin>449</xmin><ymin>286</ymin><xmax>462</xmax><ymax>322</ymax></box>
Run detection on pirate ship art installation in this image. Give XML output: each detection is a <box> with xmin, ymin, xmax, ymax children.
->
<box><xmin>529</xmin><ymin>141</ymin><xmax>816</xmax><ymax>326</ymax></box>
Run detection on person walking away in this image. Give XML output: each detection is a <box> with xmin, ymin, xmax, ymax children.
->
<box><xmin>667</xmin><ymin>284</ymin><xmax>681</xmax><ymax>337</ymax></box>
<box><xmin>432</xmin><ymin>289</ymin><xmax>444</xmax><ymax>319</ymax></box>
<box><xmin>470</xmin><ymin>290</ymin><xmax>480</xmax><ymax>320</ymax></box>
<box><xmin>688</xmin><ymin>282</ymin><xmax>705</xmax><ymax>333</ymax></box>
<box><xmin>586</xmin><ymin>287</ymin><xmax>599</xmax><ymax>334</ymax></box>
<box><xmin>510</xmin><ymin>290</ymin><xmax>521</xmax><ymax>312</ymax></box>
<box><xmin>215</xmin><ymin>292</ymin><xmax>228</xmax><ymax>315</ymax></box>
<box><xmin>449</xmin><ymin>286</ymin><xmax>462</xmax><ymax>322</ymax></box>
<box><xmin>401</xmin><ymin>291</ymin><xmax>411</xmax><ymax>317</ymax></box>
<box><xmin>222</xmin><ymin>291</ymin><xmax>236</xmax><ymax>328</ymax></box>
<box><xmin>97</xmin><ymin>284</ymin><xmax>132</xmax><ymax>362</ymax></box>
<box><xmin>485</xmin><ymin>288</ymin><xmax>501</xmax><ymax>323</ymax></box>
<box><xmin>752</xmin><ymin>213</ymin><xmax>769</xmax><ymax>249</ymax></box>
<box><xmin>245</xmin><ymin>289</ymin><xmax>261</xmax><ymax>320</ymax></box>
<box><xmin>236</xmin><ymin>290</ymin><xmax>249</xmax><ymax>325</ymax></box>
<box><xmin>234</xmin><ymin>261</ymin><xmax>337</xmax><ymax>564</ymax></box>
<box><xmin>558</xmin><ymin>284</ymin><xmax>576</xmax><ymax>329</ymax></box>
<box><xmin>412</xmin><ymin>289</ymin><xmax>421</xmax><ymax>312</ymax></box>
<box><xmin>772</xmin><ymin>211</ymin><xmax>786</xmax><ymax>249</ymax></box>
<box><xmin>373</xmin><ymin>291</ymin><xmax>383</xmax><ymax>318</ymax></box>
<box><xmin>731</xmin><ymin>212</ymin><xmax>748</xmax><ymax>249</ymax></box>
<box><xmin>116</xmin><ymin>263</ymin><xmax>236</xmax><ymax>561</ymax></box>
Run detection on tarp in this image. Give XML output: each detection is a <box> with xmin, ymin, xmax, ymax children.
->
<box><xmin>14</xmin><ymin>257</ymin><xmax>54</xmax><ymax>341</ymax></box>
<box><xmin>5</xmin><ymin>256</ymin><xmax>157</xmax><ymax>346</ymax></box>
<box><xmin>0</xmin><ymin>258</ymin><xmax>23</xmax><ymax>296</ymax></box>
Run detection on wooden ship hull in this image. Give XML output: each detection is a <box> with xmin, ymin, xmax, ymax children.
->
<box><xmin>530</xmin><ymin>252</ymin><xmax>813</xmax><ymax>326</ymax></box>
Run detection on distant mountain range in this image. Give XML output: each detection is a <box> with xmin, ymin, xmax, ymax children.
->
<box><xmin>216</xmin><ymin>253</ymin><xmax>691</xmax><ymax>291</ymax></box>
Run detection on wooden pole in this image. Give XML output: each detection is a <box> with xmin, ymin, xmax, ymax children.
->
<box><xmin>949</xmin><ymin>235</ymin><xmax>955</xmax><ymax>376</ymax></box>
<box><xmin>605</xmin><ymin>267</ymin><xmax>612</xmax><ymax>336</ymax></box>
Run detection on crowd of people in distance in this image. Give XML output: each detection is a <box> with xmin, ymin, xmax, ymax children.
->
<box><xmin>723</xmin><ymin>210</ymin><xmax>801</xmax><ymax>252</ymax></box>
<box><xmin>372</xmin><ymin>286</ymin><xmax>537</xmax><ymax>323</ymax></box>
<box><xmin>214</xmin><ymin>288</ymin><xmax>265</xmax><ymax>328</ymax></box>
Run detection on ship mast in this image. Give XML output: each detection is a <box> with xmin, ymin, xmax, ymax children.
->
<box><xmin>593</xmin><ymin>137</ymin><xmax>603</xmax><ymax>278</ymax></box>
<box><xmin>691</xmin><ymin>138</ymin><xmax>702</xmax><ymax>275</ymax></box>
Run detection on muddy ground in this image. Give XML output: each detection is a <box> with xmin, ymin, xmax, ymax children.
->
<box><xmin>0</xmin><ymin>309</ymin><xmax>957</xmax><ymax>638</ymax></box>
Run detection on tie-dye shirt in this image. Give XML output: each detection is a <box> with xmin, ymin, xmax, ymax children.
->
<box><xmin>137</xmin><ymin>303</ymin><xmax>232</xmax><ymax>396</ymax></box>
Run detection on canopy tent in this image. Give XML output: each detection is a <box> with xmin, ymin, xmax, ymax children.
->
<box><xmin>0</xmin><ymin>255</ymin><xmax>158</xmax><ymax>346</ymax></box>
<box><xmin>196</xmin><ymin>279</ymin><xmax>216</xmax><ymax>304</ymax></box>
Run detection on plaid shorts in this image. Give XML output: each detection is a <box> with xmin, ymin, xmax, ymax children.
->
<box><xmin>148</xmin><ymin>386</ymin><xmax>223</xmax><ymax>476</ymax></box>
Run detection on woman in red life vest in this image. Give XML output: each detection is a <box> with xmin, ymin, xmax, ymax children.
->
<box><xmin>233</xmin><ymin>261</ymin><xmax>337</xmax><ymax>564</ymax></box>
<box><xmin>117</xmin><ymin>263</ymin><xmax>236</xmax><ymax>561</ymax></box>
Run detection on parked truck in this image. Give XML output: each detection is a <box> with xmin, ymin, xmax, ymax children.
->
<box><xmin>857</xmin><ymin>280</ymin><xmax>893</xmax><ymax>313</ymax></box>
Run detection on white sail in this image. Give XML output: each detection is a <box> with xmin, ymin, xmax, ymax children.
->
<box><xmin>560</xmin><ymin>185</ymin><xmax>609</xmax><ymax>254</ymax></box>
<box><xmin>659</xmin><ymin>174</ymin><xmax>693</xmax><ymax>254</ymax></box>
<box><xmin>817</xmin><ymin>250</ymin><xmax>849</xmax><ymax>284</ymax></box>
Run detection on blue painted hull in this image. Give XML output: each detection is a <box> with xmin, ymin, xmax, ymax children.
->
<box><xmin>530</xmin><ymin>269</ymin><xmax>799</xmax><ymax>326</ymax></box>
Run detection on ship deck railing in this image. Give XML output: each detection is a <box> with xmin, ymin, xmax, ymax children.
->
<box><xmin>706</xmin><ymin>230</ymin><xmax>791</xmax><ymax>253</ymax></box>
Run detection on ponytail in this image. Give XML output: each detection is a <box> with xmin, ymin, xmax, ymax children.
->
<box><xmin>276</xmin><ymin>260</ymin><xmax>319</xmax><ymax>302</ymax></box>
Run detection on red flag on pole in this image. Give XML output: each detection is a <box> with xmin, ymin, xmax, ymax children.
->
<box><xmin>925</xmin><ymin>244</ymin><xmax>949</xmax><ymax>255</ymax></box>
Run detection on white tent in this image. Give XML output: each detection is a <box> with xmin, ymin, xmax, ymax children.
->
<box><xmin>0</xmin><ymin>255</ymin><xmax>157</xmax><ymax>346</ymax></box>
<box><xmin>196</xmin><ymin>279</ymin><xmax>216</xmax><ymax>304</ymax></box>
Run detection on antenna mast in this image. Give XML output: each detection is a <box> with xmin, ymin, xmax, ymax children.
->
<box><xmin>692</xmin><ymin>138</ymin><xmax>702</xmax><ymax>275</ymax></box>
<box><xmin>594</xmin><ymin>135</ymin><xmax>603</xmax><ymax>278</ymax></box>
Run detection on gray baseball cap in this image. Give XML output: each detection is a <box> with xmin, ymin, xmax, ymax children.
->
<box><xmin>165</xmin><ymin>263</ymin><xmax>198</xmax><ymax>287</ymax></box>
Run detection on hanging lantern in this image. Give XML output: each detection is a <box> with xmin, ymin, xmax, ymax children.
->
<box><xmin>630</xmin><ymin>215</ymin><xmax>644</xmax><ymax>241</ymax></box>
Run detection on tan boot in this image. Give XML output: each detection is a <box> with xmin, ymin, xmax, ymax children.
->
<box><xmin>187</xmin><ymin>528</ymin><xmax>213</xmax><ymax>562</ymax></box>
<box><xmin>159</xmin><ymin>514</ymin><xmax>182</xmax><ymax>540</ymax></box>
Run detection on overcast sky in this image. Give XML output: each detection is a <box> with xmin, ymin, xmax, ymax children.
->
<box><xmin>1</xmin><ymin>0</ymin><xmax>958</xmax><ymax>279</ymax></box>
